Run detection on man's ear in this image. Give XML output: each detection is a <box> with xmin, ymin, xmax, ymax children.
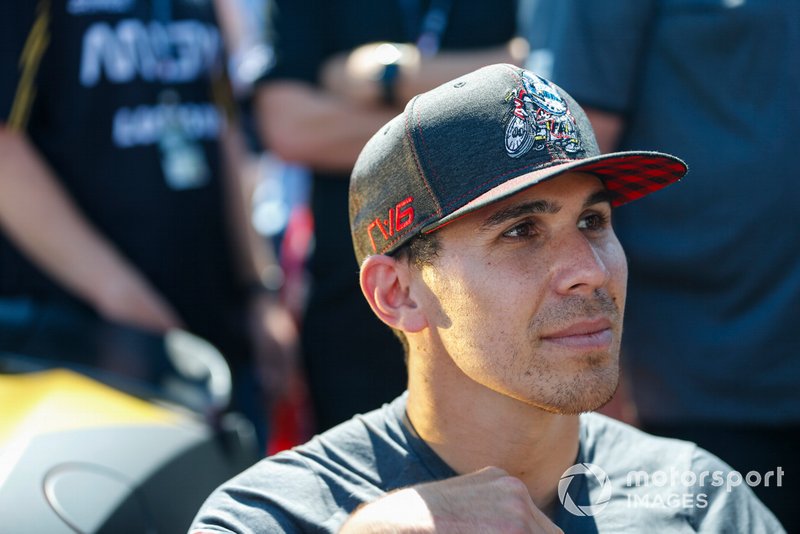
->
<box><xmin>359</xmin><ymin>255</ymin><xmax>427</xmax><ymax>334</ymax></box>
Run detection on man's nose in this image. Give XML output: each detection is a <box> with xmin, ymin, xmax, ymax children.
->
<box><xmin>551</xmin><ymin>232</ymin><xmax>610</xmax><ymax>296</ymax></box>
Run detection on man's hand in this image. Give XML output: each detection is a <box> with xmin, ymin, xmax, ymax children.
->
<box><xmin>248</xmin><ymin>292</ymin><xmax>299</xmax><ymax>402</ymax></box>
<box><xmin>339</xmin><ymin>467</ymin><xmax>564</xmax><ymax>534</ymax></box>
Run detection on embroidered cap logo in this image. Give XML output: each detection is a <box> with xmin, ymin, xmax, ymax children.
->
<box><xmin>504</xmin><ymin>72</ymin><xmax>581</xmax><ymax>158</ymax></box>
<box><xmin>366</xmin><ymin>196</ymin><xmax>415</xmax><ymax>253</ymax></box>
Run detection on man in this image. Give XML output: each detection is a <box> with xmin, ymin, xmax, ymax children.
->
<box><xmin>191</xmin><ymin>65</ymin><xmax>782</xmax><ymax>532</ymax></box>
<box><xmin>255</xmin><ymin>0</ymin><xmax>528</xmax><ymax>430</ymax></box>
<box><xmin>522</xmin><ymin>1</ymin><xmax>799</xmax><ymax>528</ymax></box>
<box><xmin>0</xmin><ymin>0</ymin><xmax>296</xmax><ymax>446</ymax></box>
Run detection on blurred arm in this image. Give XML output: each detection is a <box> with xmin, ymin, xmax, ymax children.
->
<box><xmin>255</xmin><ymin>81</ymin><xmax>397</xmax><ymax>173</ymax></box>
<box><xmin>218</xmin><ymin>122</ymin><xmax>298</xmax><ymax>401</ymax></box>
<box><xmin>218</xmin><ymin>123</ymin><xmax>279</xmax><ymax>286</ymax></box>
<box><xmin>321</xmin><ymin>38</ymin><xmax>530</xmax><ymax>108</ymax></box>
<box><xmin>0</xmin><ymin>126</ymin><xmax>182</xmax><ymax>332</ymax></box>
<box><xmin>256</xmin><ymin>38</ymin><xmax>529</xmax><ymax>174</ymax></box>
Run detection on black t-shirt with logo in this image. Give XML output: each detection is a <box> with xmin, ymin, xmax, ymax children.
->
<box><xmin>0</xmin><ymin>0</ymin><xmax>246</xmax><ymax>360</ymax></box>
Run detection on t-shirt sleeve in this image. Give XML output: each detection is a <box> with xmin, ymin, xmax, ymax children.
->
<box><xmin>687</xmin><ymin>446</ymin><xmax>785</xmax><ymax>533</ymax></box>
<box><xmin>190</xmin><ymin>452</ymin><xmax>346</xmax><ymax>534</ymax></box>
<box><xmin>522</xmin><ymin>0</ymin><xmax>654</xmax><ymax>114</ymax></box>
<box><xmin>0</xmin><ymin>3</ymin><xmax>40</xmax><ymax>126</ymax></box>
<box><xmin>257</xmin><ymin>0</ymin><xmax>327</xmax><ymax>86</ymax></box>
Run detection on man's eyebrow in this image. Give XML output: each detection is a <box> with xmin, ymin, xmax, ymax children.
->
<box><xmin>480</xmin><ymin>188</ymin><xmax>613</xmax><ymax>230</ymax></box>
<box><xmin>584</xmin><ymin>189</ymin><xmax>613</xmax><ymax>208</ymax></box>
<box><xmin>480</xmin><ymin>199</ymin><xmax>560</xmax><ymax>230</ymax></box>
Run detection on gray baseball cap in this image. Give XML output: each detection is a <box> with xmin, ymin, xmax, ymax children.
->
<box><xmin>349</xmin><ymin>64</ymin><xmax>687</xmax><ymax>264</ymax></box>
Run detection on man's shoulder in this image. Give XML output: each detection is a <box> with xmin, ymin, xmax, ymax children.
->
<box><xmin>577</xmin><ymin>413</ymin><xmax>784</xmax><ymax>532</ymax></box>
<box><xmin>282</xmin><ymin>399</ymin><xmax>409</xmax><ymax>484</ymax></box>
<box><xmin>580</xmin><ymin>411</ymin><xmax>738</xmax><ymax>481</ymax></box>
<box><xmin>580</xmin><ymin>412</ymin><xmax>699</xmax><ymax>469</ymax></box>
<box><xmin>191</xmin><ymin>396</ymin><xmax>415</xmax><ymax>533</ymax></box>
<box><xmin>253</xmin><ymin>399</ymin><xmax>409</xmax><ymax>490</ymax></box>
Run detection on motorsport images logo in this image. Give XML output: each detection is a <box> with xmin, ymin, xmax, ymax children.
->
<box><xmin>558</xmin><ymin>463</ymin><xmax>612</xmax><ymax>517</ymax></box>
<box><xmin>559</xmin><ymin>462</ymin><xmax>784</xmax><ymax>516</ymax></box>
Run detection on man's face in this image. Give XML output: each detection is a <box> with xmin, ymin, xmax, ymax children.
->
<box><xmin>412</xmin><ymin>172</ymin><xmax>627</xmax><ymax>414</ymax></box>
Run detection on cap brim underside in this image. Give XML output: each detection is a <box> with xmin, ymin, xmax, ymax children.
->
<box><xmin>421</xmin><ymin>151</ymin><xmax>687</xmax><ymax>233</ymax></box>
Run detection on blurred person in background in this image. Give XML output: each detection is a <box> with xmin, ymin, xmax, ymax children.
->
<box><xmin>523</xmin><ymin>0</ymin><xmax>800</xmax><ymax>528</ymax></box>
<box><xmin>0</xmin><ymin>0</ymin><xmax>297</xmax><ymax>449</ymax></box>
<box><xmin>255</xmin><ymin>0</ymin><xmax>530</xmax><ymax>431</ymax></box>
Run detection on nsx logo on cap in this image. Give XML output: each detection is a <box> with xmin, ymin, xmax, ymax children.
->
<box><xmin>504</xmin><ymin>71</ymin><xmax>582</xmax><ymax>158</ymax></box>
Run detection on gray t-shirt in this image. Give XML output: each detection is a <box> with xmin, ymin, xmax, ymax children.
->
<box><xmin>191</xmin><ymin>394</ymin><xmax>782</xmax><ymax>533</ymax></box>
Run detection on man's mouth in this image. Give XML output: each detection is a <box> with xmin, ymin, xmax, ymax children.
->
<box><xmin>540</xmin><ymin>319</ymin><xmax>614</xmax><ymax>350</ymax></box>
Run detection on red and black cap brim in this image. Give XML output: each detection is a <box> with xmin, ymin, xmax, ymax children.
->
<box><xmin>421</xmin><ymin>151</ymin><xmax>687</xmax><ymax>233</ymax></box>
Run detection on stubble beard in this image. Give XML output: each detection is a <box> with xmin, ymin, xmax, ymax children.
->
<box><xmin>534</xmin><ymin>356</ymin><xmax>620</xmax><ymax>415</ymax></box>
<box><xmin>514</xmin><ymin>290</ymin><xmax>622</xmax><ymax>415</ymax></box>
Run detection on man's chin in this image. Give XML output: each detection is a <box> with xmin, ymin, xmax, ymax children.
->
<box><xmin>533</xmin><ymin>367</ymin><xmax>620</xmax><ymax>416</ymax></box>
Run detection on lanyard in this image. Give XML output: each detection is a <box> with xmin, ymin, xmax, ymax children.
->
<box><xmin>396</xmin><ymin>0</ymin><xmax>454</xmax><ymax>57</ymax></box>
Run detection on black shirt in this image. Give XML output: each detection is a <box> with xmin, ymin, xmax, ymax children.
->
<box><xmin>0</xmin><ymin>0</ymin><xmax>245</xmax><ymax>358</ymax></box>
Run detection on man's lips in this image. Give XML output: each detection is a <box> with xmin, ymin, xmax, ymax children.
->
<box><xmin>540</xmin><ymin>319</ymin><xmax>614</xmax><ymax>349</ymax></box>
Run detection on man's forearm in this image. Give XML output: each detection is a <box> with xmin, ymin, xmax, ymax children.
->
<box><xmin>338</xmin><ymin>467</ymin><xmax>563</xmax><ymax>534</ymax></box>
<box><xmin>394</xmin><ymin>38</ymin><xmax>529</xmax><ymax>104</ymax></box>
<box><xmin>255</xmin><ymin>82</ymin><xmax>397</xmax><ymax>174</ymax></box>
<box><xmin>320</xmin><ymin>38</ymin><xmax>529</xmax><ymax>111</ymax></box>
<box><xmin>218</xmin><ymin>124</ymin><xmax>279</xmax><ymax>287</ymax></box>
<box><xmin>257</xmin><ymin>39</ymin><xmax>528</xmax><ymax>174</ymax></box>
<box><xmin>219</xmin><ymin>124</ymin><xmax>299</xmax><ymax>401</ymax></box>
<box><xmin>0</xmin><ymin>126</ymin><xmax>181</xmax><ymax>331</ymax></box>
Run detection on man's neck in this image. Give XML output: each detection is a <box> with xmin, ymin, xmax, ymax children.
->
<box><xmin>405</xmin><ymin>349</ymin><xmax>581</xmax><ymax>516</ymax></box>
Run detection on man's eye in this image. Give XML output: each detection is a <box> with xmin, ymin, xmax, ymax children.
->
<box><xmin>578</xmin><ymin>212</ymin><xmax>610</xmax><ymax>231</ymax></box>
<box><xmin>503</xmin><ymin>221</ymin><xmax>536</xmax><ymax>238</ymax></box>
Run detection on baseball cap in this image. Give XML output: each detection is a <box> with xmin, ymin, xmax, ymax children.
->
<box><xmin>349</xmin><ymin>63</ymin><xmax>687</xmax><ymax>264</ymax></box>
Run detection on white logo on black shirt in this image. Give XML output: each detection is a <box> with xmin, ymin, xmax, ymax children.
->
<box><xmin>79</xmin><ymin>19</ymin><xmax>221</xmax><ymax>87</ymax></box>
<box><xmin>112</xmin><ymin>102</ymin><xmax>221</xmax><ymax>148</ymax></box>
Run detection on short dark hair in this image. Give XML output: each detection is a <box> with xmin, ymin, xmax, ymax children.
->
<box><xmin>387</xmin><ymin>231</ymin><xmax>441</xmax><ymax>356</ymax></box>
<box><xmin>391</xmin><ymin>231</ymin><xmax>441</xmax><ymax>268</ymax></box>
